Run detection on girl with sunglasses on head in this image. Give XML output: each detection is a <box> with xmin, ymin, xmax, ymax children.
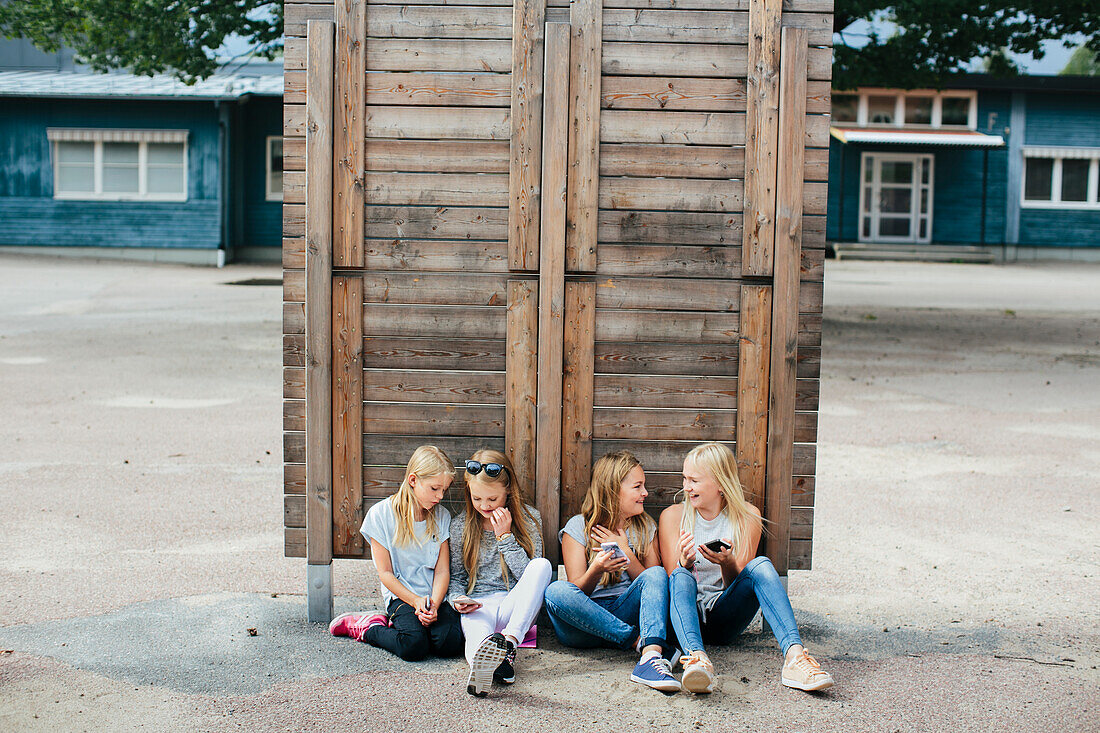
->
<box><xmin>659</xmin><ymin>442</ymin><xmax>834</xmax><ymax>694</ymax></box>
<box><xmin>448</xmin><ymin>450</ymin><xmax>551</xmax><ymax>697</ymax></box>
<box><xmin>543</xmin><ymin>450</ymin><xmax>680</xmax><ymax>692</ymax></box>
<box><xmin>329</xmin><ymin>445</ymin><xmax>463</xmax><ymax>662</ymax></box>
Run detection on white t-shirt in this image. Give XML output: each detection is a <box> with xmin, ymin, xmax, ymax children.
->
<box><xmin>559</xmin><ymin>513</ymin><xmax>656</xmax><ymax>600</ymax></box>
<box><xmin>360</xmin><ymin>497</ymin><xmax>451</xmax><ymax>606</ymax></box>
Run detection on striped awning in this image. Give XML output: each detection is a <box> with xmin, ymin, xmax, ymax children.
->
<box><xmin>46</xmin><ymin>128</ymin><xmax>189</xmax><ymax>143</ymax></box>
<box><xmin>831</xmin><ymin>127</ymin><xmax>1005</xmax><ymax>147</ymax></box>
<box><xmin>1023</xmin><ymin>146</ymin><xmax>1100</xmax><ymax>159</ymax></box>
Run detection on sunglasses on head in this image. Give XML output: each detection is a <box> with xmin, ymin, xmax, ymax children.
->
<box><xmin>465</xmin><ymin>459</ymin><xmax>506</xmax><ymax>478</ymax></box>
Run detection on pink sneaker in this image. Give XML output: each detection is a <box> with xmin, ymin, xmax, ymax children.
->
<box><xmin>329</xmin><ymin>612</ymin><xmax>388</xmax><ymax>640</ymax></box>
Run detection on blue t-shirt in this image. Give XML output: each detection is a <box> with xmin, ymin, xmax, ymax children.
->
<box><xmin>559</xmin><ymin>513</ymin><xmax>656</xmax><ymax>600</ymax></box>
<box><xmin>360</xmin><ymin>497</ymin><xmax>451</xmax><ymax>606</ymax></box>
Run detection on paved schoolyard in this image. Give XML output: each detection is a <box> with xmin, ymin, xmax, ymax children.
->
<box><xmin>0</xmin><ymin>254</ymin><xmax>1097</xmax><ymax>732</ymax></box>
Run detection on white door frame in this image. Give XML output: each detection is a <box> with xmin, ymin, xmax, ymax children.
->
<box><xmin>858</xmin><ymin>152</ymin><xmax>934</xmax><ymax>244</ymax></box>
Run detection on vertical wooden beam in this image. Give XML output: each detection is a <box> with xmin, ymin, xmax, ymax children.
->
<box><xmin>561</xmin><ymin>281</ymin><xmax>595</xmax><ymax>519</ymax></box>
<box><xmin>334</xmin><ymin>0</ymin><xmax>365</xmax><ymax>267</ymax></box>
<box><xmin>506</xmin><ymin>280</ymin><xmax>539</xmax><ymax>503</ymax></box>
<box><xmin>765</xmin><ymin>28</ymin><xmax>808</xmax><ymax>575</ymax></box>
<box><xmin>565</xmin><ymin>0</ymin><xmax>602</xmax><ymax>273</ymax></box>
<box><xmin>332</xmin><ymin>276</ymin><xmax>364</xmax><ymax>556</ymax></box>
<box><xmin>305</xmin><ymin>19</ymin><xmax>334</xmax><ymax>622</ymax></box>
<box><xmin>508</xmin><ymin>0</ymin><xmax>547</xmax><ymax>271</ymax></box>
<box><xmin>742</xmin><ymin>0</ymin><xmax>782</xmax><ymax>276</ymax></box>
<box><xmin>736</xmin><ymin>284</ymin><xmax>771</xmax><ymax>516</ymax></box>
<box><xmin>535</xmin><ymin>22</ymin><xmax>570</xmax><ymax>562</ymax></box>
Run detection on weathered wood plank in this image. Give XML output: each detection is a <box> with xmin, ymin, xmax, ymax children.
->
<box><xmin>590</xmin><ymin>407</ymin><xmax>815</xmax><ymax>442</ymax></box>
<box><xmin>285</xmin><ymin>367</ymin><xmax>306</xmax><ymax>399</ymax></box>
<box><xmin>363</xmin><ymin>435</ymin><xmax>506</xmax><ymax>466</ymax></box>
<box><xmin>362</xmin><ymin>402</ymin><xmax>505</xmax><ymax>436</ymax></box>
<box><xmin>561</xmin><ymin>281</ymin><xmax>596</xmax><ymax>520</ymax></box>
<box><xmin>366</xmin><ymin>39</ymin><xmax>512</xmax><ymax>72</ymax></box>
<box><xmin>363</xmin><ymin>72</ymin><xmax>511</xmax><ymax>106</ymax></box>
<box><xmin>366</xmin><ymin>106</ymin><xmax>511</xmax><ymax>140</ymax></box>
<box><xmin>595</xmin><ymin>277</ymin><xmax>739</xmax><ymax>311</ymax></box>
<box><xmin>365</xmin><ymin>206</ymin><xmax>509</xmax><ymax>240</ymax></box>
<box><xmin>594</xmin><ymin>342</ymin><xmax>736</xmax><ymax>375</ymax></box>
<box><xmin>506</xmin><ymin>281</ymin><xmax>539</xmax><ymax>496</ymax></box>
<box><xmin>595</xmin><ymin>310</ymin><xmax>739</xmax><ymax>343</ymax></box>
<box><xmin>304</xmin><ymin>20</ymin><xmax>334</xmax><ymax>567</ymax></box>
<box><xmin>566</xmin><ymin>0</ymin><xmax>602</xmax><ymax>273</ymax></box>
<box><xmin>764</xmin><ymin>27</ymin><xmax>808</xmax><ymax>574</ymax></box>
<box><xmin>285</xmin><ymin>527</ymin><xmax>307</xmax><ymax>558</ymax></box>
<box><xmin>332</xmin><ymin>276</ymin><xmax>364</xmax><ymax>555</ymax></box>
<box><xmin>601</xmin><ymin>10</ymin><xmax>832</xmax><ymax>46</ymax></box>
<box><xmin>589</xmin><ymin>440</ymin><xmax>815</xmax><ymax>475</ymax></box>
<box><xmin>602</xmin><ymin>42</ymin><xmax>832</xmax><ymax>81</ymax></box>
<box><xmin>742</xmin><ymin>0</ymin><xmax>783</xmax><ymax>277</ymax></box>
<box><xmin>600</xmin><ymin>144</ymin><xmax>742</xmax><ymax>179</ymax></box>
<box><xmin>736</xmin><ymin>284</ymin><xmax>771</xmax><ymax>510</ymax></box>
<box><xmin>359</xmin><ymin>271</ymin><xmax>510</xmax><ymax>305</ymax></box>
<box><xmin>285</xmin><ymin>0</ymin><xmax>832</xmax><ymax>8</ymax></box>
<box><xmin>285</xmin><ymin>334</ymin><xmax>306</xmax><ymax>367</ymax></box>
<box><xmin>602</xmin><ymin>110</ymin><xmax>741</xmax><ymax>145</ymax></box>
<box><xmin>365</xmin><ymin>140</ymin><xmax>509</xmax><ymax>173</ymax></box>
<box><xmin>362</xmin><ymin>337</ymin><xmax>506</xmax><ymax>370</ymax></box>
<box><xmin>598</xmin><ymin>210</ymin><xmax>739</xmax><ymax>244</ymax></box>
<box><xmin>508</xmin><ymin>0</ymin><xmax>545</xmax><ymax>271</ymax></box>
<box><xmin>361</xmin><ymin>305</ymin><xmax>506</xmax><ymax>338</ymax></box>
<box><xmin>365</xmin><ymin>6</ymin><xmax>514</xmax><ymax>39</ymax></box>
<box><xmin>361</xmin><ymin>369</ymin><xmax>506</xmax><ymax>403</ymax></box>
<box><xmin>285</xmin><ymin>4</ymin><xmax>333</xmax><ymax>36</ymax></box>
<box><xmin>593</xmin><ymin>375</ymin><xmax>737</xmax><ymax>409</ymax></box>
<box><xmin>334</xmin><ymin>0</ymin><xmax>365</xmax><ymax>268</ymax></box>
<box><xmin>286</xmin><ymin>463</ymin><xmax>307</xmax><ymax>496</ymax></box>
<box><xmin>365</xmin><ymin>172</ymin><xmax>509</xmax><ymax>206</ymax></box>
<box><xmin>600</xmin><ymin>77</ymin><xmax>830</xmax><ymax>114</ymax></box>
<box><xmin>599</xmin><ymin>177</ymin><xmax>742</xmax><ymax>212</ymax></box>
<box><xmin>536</xmin><ymin>23</ymin><xmax>570</xmax><ymax>562</ymax></box>
<box><xmin>364</xmin><ymin>238</ymin><xmax>509</xmax><ymax>271</ymax></box>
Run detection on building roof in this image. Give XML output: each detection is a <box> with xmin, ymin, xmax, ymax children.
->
<box><xmin>830</xmin><ymin>127</ymin><xmax>1006</xmax><ymax>147</ymax></box>
<box><xmin>0</xmin><ymin>65</ymin><xmax>283</xmax><ymax>100</ymax></box>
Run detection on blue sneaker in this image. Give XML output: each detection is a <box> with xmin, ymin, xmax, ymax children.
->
<box><xmin>630</xmin><ymin>653</ymin><xmax>681</xmax><ymax>692</ymax></box>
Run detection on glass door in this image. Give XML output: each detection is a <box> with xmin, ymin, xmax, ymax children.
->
<box><xmin>859</xmin><ymin>153</ymin><xmax>933</xmax><ymax>243</ymax></box>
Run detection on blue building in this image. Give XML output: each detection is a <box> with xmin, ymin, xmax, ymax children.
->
<box><xmin>828</xmin><ymin>75</ymin><xmax>1100</xmax><ymax>261</ymax></box>
<box><xmin>0</xmin><ymin>38</ymin><xmax>283</xmax><ymax>265</ymax></box>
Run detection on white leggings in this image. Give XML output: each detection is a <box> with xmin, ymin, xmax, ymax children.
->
<box><xmin>460</xmin><ymin>558</ymin><xmax>552</xmax><ymax>664</ymax></box>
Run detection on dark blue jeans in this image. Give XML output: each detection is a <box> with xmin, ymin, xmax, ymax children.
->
<box><xmin>669</xmin><ymin>556</ymin><xmax>803</xmax><ymax>655</ymax></box>
<box><xmin>544</xmin><ymin>565</ymin><xmax>671</xmax><ymax>652</ymax></box>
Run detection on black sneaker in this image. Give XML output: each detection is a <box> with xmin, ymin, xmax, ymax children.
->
<box><xmin>494</xmin><ymin>640</ymin><xmax>517</xmax><ymax>684</ymax></box>
<box><xmin>467</xmin><ymin>633</ymin><xmax>509</xmax><ymax>697</ymax></box>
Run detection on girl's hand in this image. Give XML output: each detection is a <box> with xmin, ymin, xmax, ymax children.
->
<box><xmin>589</xmin><ymin>548</ymin><xmax>630</xmax><ymax>575</ymax></box>
<box><xmin>414</xmin><ymin>596</ymin><xmax>437</xmax><ymax>626</ymax></box>
<box><xmin>490</xmin><ymin>507</ymin><xmax>513</xmax><ymax>538</ymax></box>
<box><xmin>678</xmin><ymin>530</ymin><xmax>697</xmax><ymax>569</ymax></box>
<box><xmin>590</xmin><ymin>525</ymin><xmax>636</xmax><ymax>562</ymax></box>
<box><xmin>697</xmin><ymin>538</ymin><xmax>736</xmax><ymax>569</ymax></box>
<box><xmin>452</xmin><ymin>600</ymin><xmax>479</xmax><ymax>614</ymax></box>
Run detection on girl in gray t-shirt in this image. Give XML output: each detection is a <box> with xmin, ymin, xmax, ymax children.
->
<box><xmin>328</xmin><ymin>445</ymin><xmax>463</xmax><ymax>661</ymax></box>
<box><xmin>448</xmin><ymin>449</ymin><xmax>551</xmax><ymax>697</ymax></box>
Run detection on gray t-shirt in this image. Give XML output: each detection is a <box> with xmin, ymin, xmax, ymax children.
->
<box><xmin>447</xmin><ymin>505</ymin><xmax>543</xmax><ymax>600</ymax></box>
<box><xmin>559</xmin><ymin>513</ymin><xmax>656</xmax><ymax>600</ymax></box>
<box><xmin>686</xmin><ymin>509</ymin><xmax>738</xmax><ymax>622</ymax></box>
<box><xmin>360</xmin><ymin>497</ymin><xmax>451</xmax><ymax>607</ymax></box>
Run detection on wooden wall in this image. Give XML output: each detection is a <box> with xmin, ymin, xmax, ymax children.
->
<box><xmin>283</xmin><ymin>0</ymin><xmax>830</xmax><ymax>572</ymax></box>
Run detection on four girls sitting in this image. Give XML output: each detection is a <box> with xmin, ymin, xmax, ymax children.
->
<box><xmin>332</xmin><ymin>442</ymin><xmax>833</xmax><ymax>696</ymax></box>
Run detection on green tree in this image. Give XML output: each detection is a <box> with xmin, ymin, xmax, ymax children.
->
<box><xmin>0</xmin><ymin>0</ymin><xmax>282</xmax><ymax>82</ymax></box>
<box><xmin>834</xmin><ymin>1</ymin><xmax>1100</xmax><ymax>89</ymax></box>
<box><xmin>1060</xmin><ymin>44</ymin><xmax>1100</xmax><ymax>75</ymax></box>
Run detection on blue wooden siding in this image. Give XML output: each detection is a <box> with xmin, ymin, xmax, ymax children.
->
<box><xmin>0</xmin><ymin>98</ymin><xmax>221</xmax><ymax>249</ymax></box>
<box><xmin>240</xmin><ymin>97</ymin><xmax>283</xmax><ymax>249</ymax></box>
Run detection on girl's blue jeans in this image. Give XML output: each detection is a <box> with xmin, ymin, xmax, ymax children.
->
<box><xmin>669</xmin><ymin>556</ymin><xmax>803</xmax><ymax>655</ymax></box>
<box><xmin>544</xmin><ymin>565</ymin><xmax>671</xmax><ymax>652</ymax></box>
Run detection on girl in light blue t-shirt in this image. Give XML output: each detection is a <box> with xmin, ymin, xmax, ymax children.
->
<box><xmin>329</xmin><ymin>445</ymin><xmax>463</xmax><ymax>661</ymax></box>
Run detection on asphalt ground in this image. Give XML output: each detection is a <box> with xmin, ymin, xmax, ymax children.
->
<box><xmin>0</xmin><ymin>254</ymin><xmax>1097</xmax><ymax>732</ymax></box>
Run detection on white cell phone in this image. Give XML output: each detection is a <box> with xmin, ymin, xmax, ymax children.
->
<box><xmin>453</xmin><ymin>595</ymin><xmax>482</xmax><ymax>609</ymax></box>
<box><xmin>600</xmin><ymin>541</ymin><xmax>627</xmax><ymax>560</ymax></box>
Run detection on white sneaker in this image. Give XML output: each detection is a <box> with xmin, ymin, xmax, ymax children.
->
<box><xmin>467</xmin><ymin>633</ymin><xmax>509</xmax><ymax>697</ymax></box>
<box><xmin>781</xmin><ymin>650</ymin><xmax>834</xmax><ymax>692</ymax></box>
<box><xmin>680</xmin><ymin>650</ymin><xmax>716</xmax><ymax>694</ymax></box>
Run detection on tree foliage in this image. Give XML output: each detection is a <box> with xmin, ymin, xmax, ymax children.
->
<box><xmin>1060</xmin><ymin>45</ymin><xmax>1100</xmax><ymax>76</ymax></box>
<box><xmin>2</xmin><ymin>1</ymin><xmax>1098</xmax><ymax>89</ymax></box>
<box><xmin>834</xmin><ymin>1</ymin><xmax>1100</xmax><ymax>89</ymax></box>
<box><xmin>0</xmin><ymin>0</ymin><xmax>283</xmax><ymax>82</ymax></box>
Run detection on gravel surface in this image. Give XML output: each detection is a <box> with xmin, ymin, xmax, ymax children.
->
<box><xmin>0</xmin><ymin>255</ymin><xmax>1097</xmax><ymax>732</ymax></box>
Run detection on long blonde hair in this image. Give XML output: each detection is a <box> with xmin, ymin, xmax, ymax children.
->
<box><xmin>391</xmin><ymin>445</ymin><xmax>455</xmax><ymax>547</ymax></box>
<box><xmin>461</xmin><ymin>449</ymin><xmax>538</xmax><ymax>593</ymax></box>
<box><xmin>582</xmin><ymin>450</ymin><xmax>655</xmax><ymax>587</ymax></box>
<box><xmin>679</xmin><ymin>442</ymin><xmax>762</xmax><ymax>554</ymax></box>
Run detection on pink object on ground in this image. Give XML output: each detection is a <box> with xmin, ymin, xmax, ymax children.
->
<box><xmin>328</xmin><ymin>612</ymin><xmax>388</xmax><ymax>640</ymax></box>
<box><xmin>519</xmin><ymin>625</ymin><xmax>537</xmax><ymax>648</ymax></box>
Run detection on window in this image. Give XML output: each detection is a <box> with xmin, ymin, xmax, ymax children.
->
<box><xmin>1022</xmin><ymin>149</ymin><xmax>1100</xmax><ymax>208</ymax></box>
<box><xmin>48</xmin><ymin>129</ymin><xmax>187</xmax><ymax>201</ymax></box>
<box><xmin>831</xmin><ymin>89</ymin><xmax>978</xmax><ymax>130</ymax></box>
<box><xmin>266</xmin><ymin>136</ymin><xmax>283</xmax><ymax>201</ymax></box>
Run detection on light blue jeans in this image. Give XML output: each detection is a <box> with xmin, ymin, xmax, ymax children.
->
<box><xmin>544</xmin><ymin>566</ymin><xmax>671</xmax><ymax>652</ymax></box>
<box><xmin>669</xmin><ymin>556</ymin><xmax>803</xmax><ymax>655</ymax></box>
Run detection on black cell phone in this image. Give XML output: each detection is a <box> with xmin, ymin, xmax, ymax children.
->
<box><xmin>703</xmin><ymin>539</ymin><xmax>731</xmax><ymax>552</ymax></box>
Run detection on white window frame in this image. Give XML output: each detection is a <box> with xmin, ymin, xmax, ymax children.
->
<box><xmin>266</xmin><ymin>135</ymin><xmax>283</xmax><ymax>202</ymax></box>
<box><xmin>833</xmin><ymin>89</ymin><xmax>978</xmax><ymax>131</ymax></box>
<box><xmin>48</xmin><ymin>128</ymin><xmax>188</xmax><ymax>202</ymax></box>
<box><xmin>858</xmin><ymin>152</ymin><xmax>934</xmax><ymax>244</ymax></box>
<box><xmin>1021</xmin><ymin>148</ymin><xmax>1100</xmax><ymax>210</ymax></box>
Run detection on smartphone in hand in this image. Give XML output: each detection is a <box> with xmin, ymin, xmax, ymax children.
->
<box><xmin>600</xmin><ymin>541</ymin><xmax>627</xmax><ymax>560</ymax></box>
<box><xmin>703</xmin><ymin>539</ymin><xmax>731</xmax><ymax>553</ymax></box>
<box><xmin>453</xmin><ymin>595</ymin><xmax>482</xmax><ymax>610</ymax></box>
